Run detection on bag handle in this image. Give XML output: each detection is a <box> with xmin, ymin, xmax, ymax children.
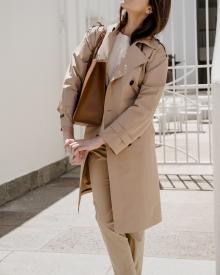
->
<box><xmin>87</xmin><ymin>22</ymin><xmax>107</xmax><ymax>67</ymax></box>
<box><xmin>92</xmin><ymin>23</ymin><xmax>107</xmax><ymax>59</ymax></box>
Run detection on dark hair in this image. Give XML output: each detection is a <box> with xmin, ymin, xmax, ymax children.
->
<box><xmin>117</xmin><ymin>0</ymin><xmax>171</xmax><ymax>45</ymax></box>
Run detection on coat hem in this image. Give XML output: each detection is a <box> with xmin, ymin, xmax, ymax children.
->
<box><xmin>113</xmin><ymin>216</ymin><xmax>162</xmax><ymax>234</ymax></box>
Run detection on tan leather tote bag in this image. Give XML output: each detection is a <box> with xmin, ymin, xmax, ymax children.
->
<box><xmin>72</xmin><ymin>23</ymin><xmax>107</xmax><ymax>126</ymax></box>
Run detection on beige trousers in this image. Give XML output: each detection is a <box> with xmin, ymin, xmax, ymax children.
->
<box><xmin>87</xmin><ymin>144</ymin><xmax>145</xmax><ymax>275</ymax></box>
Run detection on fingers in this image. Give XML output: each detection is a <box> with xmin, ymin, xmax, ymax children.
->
<box><xmin>69</xmin><ymin>150</ymin><xmax>88</xmax><ymax>165</ymax></box>
<box><xmin>64</xmin><ymin>141</ymin><xmax>73</xmax><ymax>148</ymax></box>
<box><xmin>69</xmin><ymin>154</ymin><xmax>80</xmax><ymax>165</ymax></box>
<box><xmin>64</xmin><ymin>140</ymin><xmax>79</xmax><ymax>154</ymax></box>
<box><xmin>64</xmin><ymin>138</ymin><xmax>74</xmax><ymax>145</ymax></box>
<box><xmin>64</xmin><ymin>138</ymin><xmax>91</xmax><ymax>156</ymax></box>
<box><xmin>70</xmin><ymin>142</ymin><xmax>89</xmax><ymax>155</ymax></box>
<box><xmin>64</xmin><ymin>138</ymin><xmax>75</xmax><ymax>151</ymax></box>
<box><xmin>72</xmin><ymin>152</ymin><xmax>82</xmax><ymax>165</ymax></box>
<box><xmin>75</xmin><ymin>145</ymin><xmax>96</xmax><ymax>155</ymax></box>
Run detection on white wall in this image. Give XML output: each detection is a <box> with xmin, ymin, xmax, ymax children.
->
<box><xmin>0</xmin><ymin>0</ymin><xmax>63</xmax><ymax>184</ymax></box>
<box><xmin>0</xmin><ymin>0</ymin><xmax>120</xmax><ymax>185</ymax></box>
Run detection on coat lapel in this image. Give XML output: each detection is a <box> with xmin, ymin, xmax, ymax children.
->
<box><xmin>96</xmin><ymin>22</ymin><xmax>158</xmax><ymax>83</ymax></box>
<box><xmin>110</xmin><ymin>43</ymin><xmax>149</xmax><ymax>82</ymax></box>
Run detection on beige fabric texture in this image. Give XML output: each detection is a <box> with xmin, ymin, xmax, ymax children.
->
<box><xmin>87</xmin><ymin>144</ymin><xmax>145</xmax><ymax>275</ymax></box>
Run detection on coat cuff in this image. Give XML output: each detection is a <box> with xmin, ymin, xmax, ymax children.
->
<box><xmin>60</xmin><ymin>115</ymin><xmax>73</xmax><ymax>131</ymax></box>
<box><xmin>99</xmin><ymin>122</ymin><xmax>132</xmax><ymax>155</ymax></box>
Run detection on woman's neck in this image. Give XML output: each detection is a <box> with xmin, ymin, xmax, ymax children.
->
<box><xmin>121</xmin><ymin>12</ymin><xmax>147</xmax><ymax>37</ymax></box>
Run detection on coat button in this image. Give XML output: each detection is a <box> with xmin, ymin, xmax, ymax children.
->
<box><xmin>129</xmin><ymin>80</ymin><xmax>134</xmax><ymax>85</ymax></box>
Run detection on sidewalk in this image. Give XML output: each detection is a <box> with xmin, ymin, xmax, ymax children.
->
<box><xmin>0</xmin><ymin>168</ymin><xmax>216</xmax><ymax>275</ymax></box>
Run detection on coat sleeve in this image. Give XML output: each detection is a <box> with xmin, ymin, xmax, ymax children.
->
<box><xmin>99</xmin><ymin>43</ymin><xmax>168</xmax><ymax>155</ymax></box>
<box><xmin>56</xmin><ymin>24</ymin><xmax>101</xmax><ymax>131</ymax></box>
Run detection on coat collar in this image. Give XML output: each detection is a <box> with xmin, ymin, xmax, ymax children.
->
<box><xmin>111</xmin><ymin>22</ymin><xmax>158</xmax><ymax>50</ymax></box>
<box><xmin>97</xmin><ymin>22</ymin><xmax>158</xmax><ymax>82</ymax></box>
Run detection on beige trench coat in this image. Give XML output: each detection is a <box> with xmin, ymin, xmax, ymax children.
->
<box><xmin>57</xmin><ymin>22</ymin><xmax>168</xmax><ymax>234</ymax></box>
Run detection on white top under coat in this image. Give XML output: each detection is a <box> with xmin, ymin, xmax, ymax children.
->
<box><xmin>106</xmin><ymin>31</ymin><xmax>130</xmax><ymax>85</ymax></box>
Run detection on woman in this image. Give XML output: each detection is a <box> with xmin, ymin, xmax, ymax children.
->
<box><xmin>57</xmin><ymin>0</ymin><xmax>171</xmax><ymax>274</ymax></box>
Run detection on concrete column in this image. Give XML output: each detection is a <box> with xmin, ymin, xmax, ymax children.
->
<box><xmin>212</xmin><ymin>1</ymin><xmax>220</xmax><ymax>274</ymax></box>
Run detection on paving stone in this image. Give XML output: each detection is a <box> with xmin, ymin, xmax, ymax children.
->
<box><xmin>141</xmin><ymin>257</ymin><xmax>215</xmax><ymax>275</ymax></box>
<box><xmin>0</xmin><ymin>180</ymin><xmax>78</xmax><ymax>213</ymax></box>
<box><xmin>0</xmin><ymin>252</ymin><xmax>215</xmax><ymax>275</ymax></box>
<box><xmin>185</xmin><ymin>181</ymin><xmax>202</xmax><ymax>190</ymax></box>
<box><xmin>39</xmin><ymin>224</ymin><xmax>215</xmax><ymax>260</ymax></box>
<box><xmin>60</xmin><ymin>167</ymin><xmax>80</xmax><ymax>179</ymax></box>
<box><xmin>178</xmin><ymin>175</ymin><xmax>191</xmax><ymax>180</ymax></box>
<box><xmin>0</xmin><ymin>251</ymin><xmax>112</xmax><ymax>275</ymax></box>
<box><xmin>41</xmin><ymin>226</ymin><xmax>107</xmax><ymax>254</ymax></box>
<box><xmin>160</xmin><ymin>180</ymin><xmax>173</xmax><ymax>188</ymax></box>
<box><xmin>172</xmin><ymin>180</ymin><xmax>187</xmax><ymax>189</ymax></box>
<box><xmin>0</xmin><ymin>226</ymin><xmax>63</xmax><ymax>250</ymax></box>
<box><xmin>0</xmin><ymin>174</ymin><xmax>215</xmax><ymax>274</ymax></box>
<box><xmin>166</xmin><ymin>174</ymin><xmax>179</xmax><ymax>180</ymax></box>
<box><xmin>0</xmin><ymin>211</ymin><xmax>34</xmax><ymax>226</ymax></box>
<box><xmin>160</xmin><ymin>174</ymin><xmax>214</xmax><ymax>191</ymax></box>
<box><xmin>0</xmin><ymin>251</ymin><xmax>11</xmax><ymax>262</ymax></box>
<box><xmin>144</xmin><ymin>229</ymin><xmax>215</xmax><ymax>260</ymax></box>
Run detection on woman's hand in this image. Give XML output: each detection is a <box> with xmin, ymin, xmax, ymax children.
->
<box><xmin>64</xmin><ymin>136</ymin><xmax>105</xmax><ymax>165</ymax></box>
<box><xmin>63</xmin><ymin>138</ymin><xmax>86</xmax><ymax>165</ymax></box>
<box><xmin>69</xmin><ymin>150</ymin><xmax>88</xmax><ymax>165</ymax></box>
<box><xmin>65</xmin><ymin>136</ymin><xmax>105</xmax><ymax>155</ymax></box>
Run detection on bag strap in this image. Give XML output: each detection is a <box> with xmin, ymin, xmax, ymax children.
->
<box><xmin>87</xmin><ymin>22</ymin><xmax>107</xmax><ymax>68</ymax></box>
<box><xmin>92</xmin><ymin>23</ymin><xmax>107</xmax><ymax>59</ymax></box>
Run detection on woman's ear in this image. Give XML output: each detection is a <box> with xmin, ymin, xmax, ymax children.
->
<box><xmin>146</xmin><ymin>7</ymin><xmax>153</xmax><ymax>14</ymax></box>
